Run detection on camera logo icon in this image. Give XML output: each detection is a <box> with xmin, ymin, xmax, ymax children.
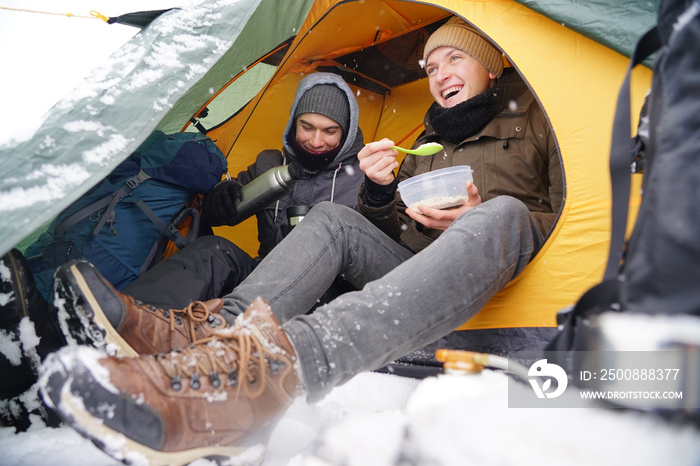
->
<box><xmin>528</xmin><ymin>359</ymin><xmax>568</xmax><ymax>399</ymax></box>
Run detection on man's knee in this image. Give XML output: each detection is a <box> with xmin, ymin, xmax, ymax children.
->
<box><xmin>179</xmin><ymin>235</ymin><xmax>252</xmax><ymax>265</ymax></box>
<box><xmin>306</xmin><ymin>201</ymin><xmax>359</xmax><ymax>225</ymax></box>
<box><xmin>453</xmin><ymin>195</ymin><xmax>531</xmax><ymax>232</ymax></box>
<box><xmin>188</xmin><ymin>235</ymin><xmax>238</xmax><ymax>252</ymax></box>
<box><xmin>488</xmin><ymin>195</ymin><xmax>530</xmax><ymax>220</ymax></box>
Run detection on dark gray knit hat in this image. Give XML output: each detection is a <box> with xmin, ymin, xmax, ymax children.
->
<box><xmin>294</xmin><ymin>83</ymin><xmax>350</xmax><ymax>135</ymax></box>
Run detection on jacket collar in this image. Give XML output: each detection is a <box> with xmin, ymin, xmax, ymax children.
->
<box><xmin>422</xmin><ymin>88</ymin><xmax>535</xmax><ymax>144</ymax></box>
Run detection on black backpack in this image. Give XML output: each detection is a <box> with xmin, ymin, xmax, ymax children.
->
<box><xmin>542</xmin><ymin>1</ymin><xmax>700</xmax><ymax>417</ymax></box>
<box><xmin>548</xmin><ymin>0</ymin><xmax>700</xmax><ymax>352</ymax></box>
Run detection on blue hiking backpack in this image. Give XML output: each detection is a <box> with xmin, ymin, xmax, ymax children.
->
<box><xmin>24</xmin><ymin>130</ymin><xmax>227</xmax><ymax>300</ymax></box>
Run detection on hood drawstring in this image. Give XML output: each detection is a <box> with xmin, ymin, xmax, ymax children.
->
<box><xmin>329</xmin><ymin>162</ymin><xmax>341</xmax><ymax>203</ymax></box>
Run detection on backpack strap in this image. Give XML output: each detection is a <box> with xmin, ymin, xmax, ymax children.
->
<box><xmin>133</xmin><ymin>199</ymin><xmax>190</xmax><ymax>250</ymax></box>
<box><xmin>55</xmin><ymin>195</ymin><xmax>113</xmax><ymax>237</ymax></box>
<box><xmin>547</xmin><ymin>278</ymin><xmax>622</xmax><ymax>355</ymax></box>
<box><xmin>55</xmin><ymin>170</ymin><xmax>152</xmax><ymax>237</ymax></box>
<box><xmin>92</xmin><ymin>170</ymin><xmax>152</xmax><ymax>237</ymax></box>
<box><xmin>604</xmin><ymin>26</ymin><xmax>662</xmax><ymax>279</ymax></box>
<box><xmin>138</xmin><ymin>205</ymin><xmax>201</xmax><ymax>275</ymax></box>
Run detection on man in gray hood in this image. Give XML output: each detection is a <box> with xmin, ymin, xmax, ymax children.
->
<box><xmin>122</xmin><ymin>71</ymin><xmax>365</xmax><ymax>309</ymax></box>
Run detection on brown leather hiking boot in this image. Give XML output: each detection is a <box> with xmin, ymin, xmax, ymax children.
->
<box><xmin>40</xmin><ymin>297</ymin><xmax>303</xmax><ymax>466</ymax></box>
<box><xmin>53</xmin><ymin>260</ymin><xmax>228</xmax><ymax>357</ymax></box>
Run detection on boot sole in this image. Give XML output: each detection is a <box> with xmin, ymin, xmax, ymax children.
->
<box><xmin>54</xmin><ymin>262</ymin><xmax>138</xmax><ymax>358</ymax></box>
<box><xmin>40</xmin><ymin>349</ymin><xmax>265</xmax><ymax>466</ymax></box>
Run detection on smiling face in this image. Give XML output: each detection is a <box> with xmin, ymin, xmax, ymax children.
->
<box><xmin>425</xmin><ymin>46</ymin><xmax>496</xmax><ymax>108</ymax></box>
<box><xmin>294</xmin><ymin>113</ymin><xmax>343</xmax><ymax>154</ymax></box>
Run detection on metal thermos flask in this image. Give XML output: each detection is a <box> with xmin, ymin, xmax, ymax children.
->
<box><xmin>229</xmin><ymin>163</ymin><xmax>304</xmax><ymax>224</ymax></box>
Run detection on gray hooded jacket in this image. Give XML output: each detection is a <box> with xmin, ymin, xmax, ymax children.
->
<box><xmin>234</xmin><ymin>72</ymin><xmax>365</xmax><ymax>257</ymax></box>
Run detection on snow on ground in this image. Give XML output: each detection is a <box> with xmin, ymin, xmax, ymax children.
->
<box><xmin>1</xmin><ymin>3</ymin><xmax>699</xmax><ymax>466</ymax></box>
<box><xmin>1</xmin><ymin>370</ymin><xmax>699</xmax><ymax>466</ymax></box>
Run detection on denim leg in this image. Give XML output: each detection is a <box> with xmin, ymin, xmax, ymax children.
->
<box><xmin>221</xmin><ymin>202</ymin><xmax>414</xmax><ymax>323</ymax></box>
<box><xmin>284</xmin><ymin>196</ymin><xmax>545</xmax><ymax>401</ymax></box>
<box><xmin>124</xmin><ymin>235</ymin><xmax>257</xmax><ymax>309</ymax></box>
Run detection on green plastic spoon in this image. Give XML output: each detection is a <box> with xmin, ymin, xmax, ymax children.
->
<box><xmin>392</xmin><ymin>142</ymin><xmax>444</xmax><ymax>156</ymax></box>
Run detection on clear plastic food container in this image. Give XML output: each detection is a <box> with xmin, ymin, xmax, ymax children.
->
<box><xmin>398</xmin><ymin>165</ymin><xmax>473</xmax><ymax>210</ymax></box>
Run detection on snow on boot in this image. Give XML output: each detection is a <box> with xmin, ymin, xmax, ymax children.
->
<box><xmin>39</xmin><ymin>297</ymin><xmax>302</xmax><ymax>466</ymax></box>
<box><xmin>53</xmin><ymin>259</ymin><xmax>227</xmax><ymax>357</ymax></box>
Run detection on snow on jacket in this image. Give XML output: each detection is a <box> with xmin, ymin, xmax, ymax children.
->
<box><xmin>235</xmin><ymin>73</ymin><xmax>365</xmax><ymax>258</ymax></box>
<box><xmin>358</xmin><ymin>84</ymin><xmax>563</xmax><ymax>254</ymax></box>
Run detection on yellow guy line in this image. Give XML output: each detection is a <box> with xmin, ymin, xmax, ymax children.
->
<box><xmin>0</xmin><ymin>6</ymin><xmax>109</xmax><ymax>21</ymax></box>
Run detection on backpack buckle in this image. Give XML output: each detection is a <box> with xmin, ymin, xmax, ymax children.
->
<box><xmin>126</xmin><ymin>170</ymin><xmax>151</xmax><ymax>189</ymax></box>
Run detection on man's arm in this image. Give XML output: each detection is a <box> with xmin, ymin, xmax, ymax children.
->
<box><xmin>355</xmin><ymin>139</ymin><xmax>406</xmax><ymax>241</ymax></box>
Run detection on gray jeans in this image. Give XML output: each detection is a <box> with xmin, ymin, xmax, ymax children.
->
<box><xmin>221</xmin><ymin>197</ymin><xmax>543</xmax><ymax>401</ymax></box>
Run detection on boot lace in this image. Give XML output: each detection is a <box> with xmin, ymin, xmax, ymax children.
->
<box><xmin>154</xmin><ymin>327</ymin><xmax>290</xmax><ymax>399</ymax></box>
<box><xmin>136</xmin><ymin>299</ymin><xmax>226</xmax><ymax>345</ymax></box>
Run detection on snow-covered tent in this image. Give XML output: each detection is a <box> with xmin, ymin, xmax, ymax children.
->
<box><xmin>0</xmin><ymin>0</ymin><xmax>656</xmax><ymax>333</ymax></box>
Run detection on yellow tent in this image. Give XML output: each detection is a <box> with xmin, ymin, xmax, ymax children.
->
<box><xmin>190</xmin><ymin>0</ymin><xmax>651</xmax><ymax>332</ymax></box>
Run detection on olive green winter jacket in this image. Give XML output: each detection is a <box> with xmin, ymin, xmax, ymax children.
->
<box><xmin>358</xmin><ymin>87</ymin><xmax>563</xmax><ymax>254</ymax></box>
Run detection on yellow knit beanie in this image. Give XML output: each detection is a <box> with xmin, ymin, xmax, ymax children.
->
<box><xmin>423</xmin><ymin>17</ymin><xmax>504</xmax><ymax>78</ymax></box>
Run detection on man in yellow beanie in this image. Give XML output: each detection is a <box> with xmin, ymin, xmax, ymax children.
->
<box><xmin>40</xmin><ymin>17</ymin><xmax>563</xmax><ymax>465</ymax></box>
